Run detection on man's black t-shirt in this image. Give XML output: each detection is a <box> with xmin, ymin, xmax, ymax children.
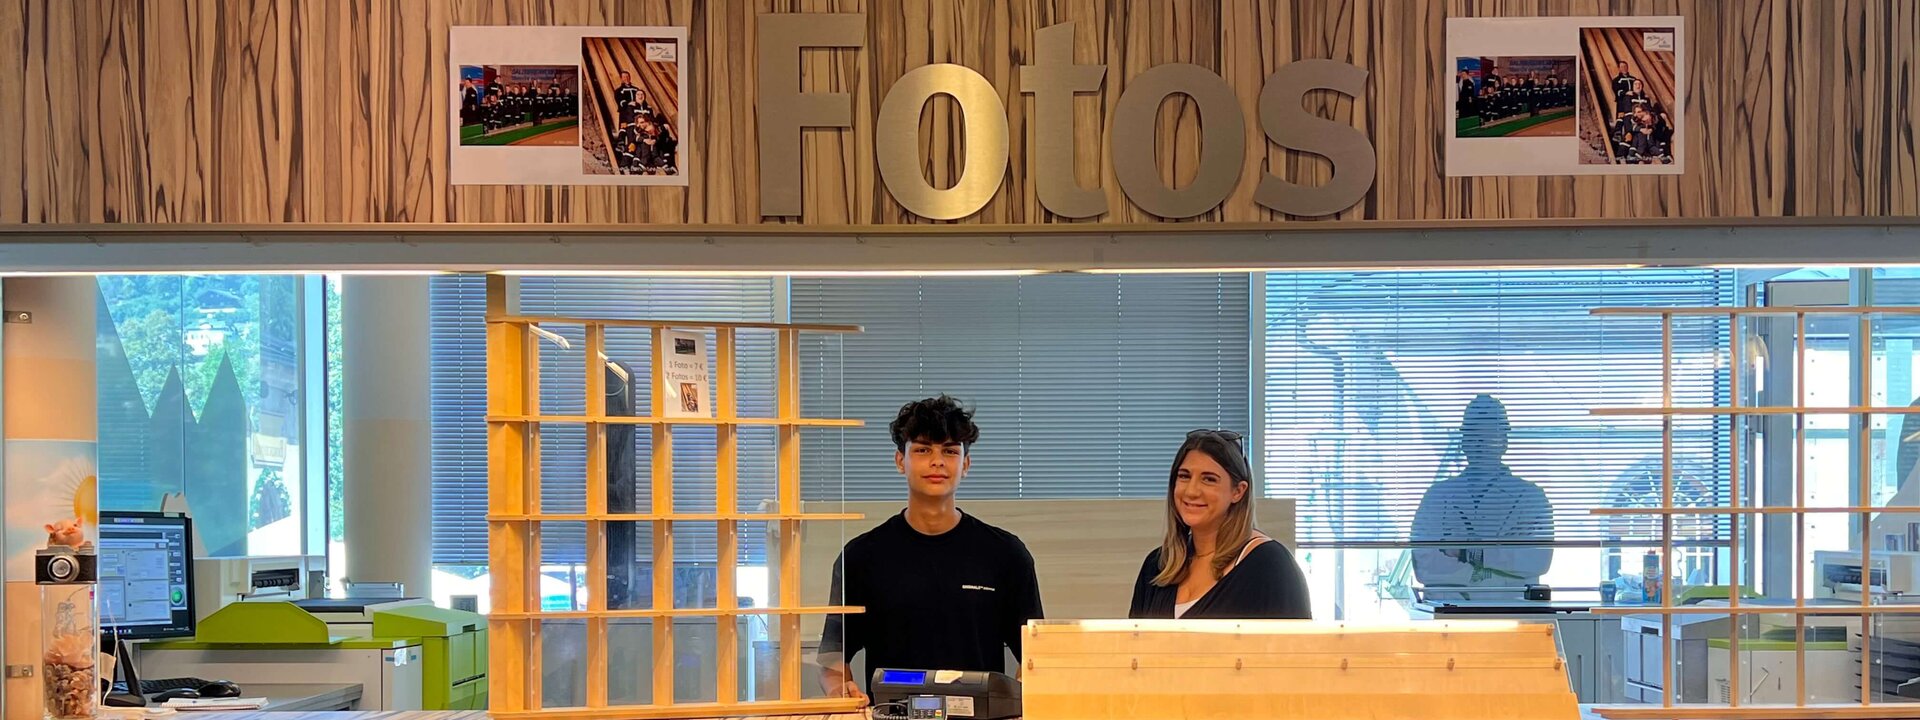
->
<box><xmin>820</xmin><ymin>510</ymin><xmax>1042</xmax><ymax>693</ymax></box>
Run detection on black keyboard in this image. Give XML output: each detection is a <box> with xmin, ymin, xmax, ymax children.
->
<box><xmin>112</xmin><ymin>677</ymin><xmax>211</xmax><ymax>694</ymax></box>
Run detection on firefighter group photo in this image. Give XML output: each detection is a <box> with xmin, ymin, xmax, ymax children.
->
<box><xmin>1454</xmin><ymin>56</ymin><xmax>1578</xmax><ymax>139</ymax></box>
<box><xmin>1577</xmin><ymin>27</ymin><xmax>1678</xmax><ymax>166</ymax></box>
<box><xmin>457</xmin><ymin>65</ymin><xmax>579</xmax><ymax>147</ymax></box>
<box><xmin>448</xmin><ymin>26</ymin><xmax>688</xmax><ymax>186</ymax></box>
<box><xmin>1444</xmin><ymin>16</ymin><xmax>1682</xmax><ymax>177</ymax></box>
<box><xmin>580</xmin><ymin>37</ymin><xmax>682</xmax><ymax>178</ymax></box>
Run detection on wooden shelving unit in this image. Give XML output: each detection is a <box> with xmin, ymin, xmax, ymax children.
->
<box><xmin>1589</xmin><ymin>307</ymin><xmax>1920</xmax><ymax>720</ymax></box>
<box><xmin>485</xmin><ymin>278</ymin><xmax>865</xmax><ymax>720</ymax></box>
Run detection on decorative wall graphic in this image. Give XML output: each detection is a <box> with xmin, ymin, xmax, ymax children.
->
<box><xmin>3</xmin><ymin>440</ymin><xmax>97</xmax><ymax>582</ymax></box>
<box><xmin>450</xmin><ymin>26</ymin><xmax>687</xmax><ymax>186</ymax></box>
<box><xmin>1446</xmin><ymin>16</ymin><xmax>1684</xmax><ymax>177</ymax></box>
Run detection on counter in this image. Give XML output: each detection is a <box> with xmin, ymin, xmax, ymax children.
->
<box><xmin>252</xmin><ymin>684</ymin><xmax>366</xmax><ymax>712</ymax></box>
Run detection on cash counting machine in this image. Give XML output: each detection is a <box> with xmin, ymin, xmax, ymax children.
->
<box><xmin>869</xmin><ymin>669</ymin><xmax>1020</xmax><ymax>720</ymax></box>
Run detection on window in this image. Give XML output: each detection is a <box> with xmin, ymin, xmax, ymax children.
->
<box><xmin>96</xmin><ymin>275</ymin><xmax>316</xmax><ymax>558</ymax></box>
<box><xmin>1261</xmin><ymin>269</ymin><xmax>1736</xmax><ymax>620</ymax></box>
<box><xmin>790</xmin><ymin>274</ymin><xmax>1250</xmax><ymax>501</ymax></box>
<box><xmin>325</xmin><ymin>276</ymin><xmax>345</xmax><ymax>593</ymax></box>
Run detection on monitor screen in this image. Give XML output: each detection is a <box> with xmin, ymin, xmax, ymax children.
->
<box><xmin>98</xmin><ymin>512</ymin><xmax>195</xmax><ymax>640</ymax></box>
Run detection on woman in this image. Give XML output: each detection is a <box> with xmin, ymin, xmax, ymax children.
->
<box><xmin>1129</xmin><ymin>430</ymin><xmax>1312</xmax><ymax>619</ymax></box>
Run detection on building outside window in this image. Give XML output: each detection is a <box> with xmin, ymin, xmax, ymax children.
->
<box><xmin>96</xmin><ymin>275</ymin><xmax>325</xmax><ymax>560</ymax></box>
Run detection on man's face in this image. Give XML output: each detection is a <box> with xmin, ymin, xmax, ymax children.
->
<box><xmin>620</xmin><ymin>73</ymin><xmax>631</xmax><ymax>83</ymax></box>
<box><xmin>1618</xmin><ymin>62</ymin><xmax>1629</xmax><ymax>74</ymax></box>
<box><xmin>896</xmin><ymin>439</ymin><xmax>969</xmax><ymax>499</ymax></box>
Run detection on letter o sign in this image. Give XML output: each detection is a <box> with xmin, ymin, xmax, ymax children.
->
<box><xmin>1111</xmin><ymin>64</ymin><xmax>1247</xmax><ymax>219</ymax></box>
<box><xmin>874</xmin><ymin>64</ymin><xmax>1011</xmax><ymax>221</ymax></box>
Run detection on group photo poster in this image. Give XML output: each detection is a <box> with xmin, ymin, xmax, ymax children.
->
<box><xmin>450</xmin><ymin>26</ymin><xmax>688</xmax><ymax>186</ymax></box>
<box><xmin>1446</xmin><ymin>16</ymin><xmax>1684</xmax><ymax>177</ymax></box>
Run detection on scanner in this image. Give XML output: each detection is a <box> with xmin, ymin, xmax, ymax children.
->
<box><xmin>869</xmin><ymin>668</ymin><xmax>1020</xmax><ymax>720</ymax></box>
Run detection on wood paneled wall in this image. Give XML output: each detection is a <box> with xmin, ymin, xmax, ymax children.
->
<box><xmin>0</xmin><ymin>0</ymin><xmax>1914</xmax><ymax>226</ymax></box>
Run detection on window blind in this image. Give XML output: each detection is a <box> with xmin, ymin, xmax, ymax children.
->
<box><xmin>429</xmin><ymin>275</ymin><xmax>491</xmax><ymax>564</ymax></box>
<box><xmin>1261</xmin><ymin>269</ymin><xmax>1736</xmax><ymax>548</ymax></box>
<box><xmin>791</xmin><ymin>274</ymin><xmax>1250</xmax><ymax>502</ymax></box>
<box><xmin>428</xmin><ymin>276</ymin><xmax>778</xmax><ymax>567</ymax></box>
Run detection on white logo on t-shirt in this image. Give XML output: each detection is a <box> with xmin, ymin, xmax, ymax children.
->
<box><xmin>961</xmin><ymin>584</ymin><xmax>996</xmax><ymax>592</ymax></box>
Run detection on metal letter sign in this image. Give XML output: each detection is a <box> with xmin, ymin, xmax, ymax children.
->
<box><xmin>757</xmin><ymin>14</ymin><xmax>865</xmax><ymax>217</ymax></box>
<box><xmin>876</xmin><ymin>65</ymin><xmax>1011</xmax><ymax>221</ymax></box>
<box><xmin>1020</xmin><ymin>22</ymin><xmax>1109</xmax><ymax>219</ymax></box>
<box><xmin>1110</xmin><ymin>63</ymin><xmax>1248</xmax><ymax>220</ymax></box>
<box><xmin>757</xmin><ymin>14</ymin><xmax>1377</xmax><ymax>221</ymax></box>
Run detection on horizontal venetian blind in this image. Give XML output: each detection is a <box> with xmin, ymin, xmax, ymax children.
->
<box><xmin>792</xmin><ymin>274</ymin><xmax>1250</xmax><ymax>502</ymax></box>
<box><xmin>427</xmin><ymin>276</ymin><xmax>777</xmax><ymax>566</ymax></box>
<box><xmin>1261</xmin><ymin>269</ymin><xmax>1736</xmax><ymax>548</ymax></box>
<box><xmin>517</xmin><ymin>277</ymin><xmax>779</xmax><ymax>566</ymax></box>
<box><xmin>429</xmin><ymin>275</ymin><xmax>491</xmax><ymax>564</ymax></box>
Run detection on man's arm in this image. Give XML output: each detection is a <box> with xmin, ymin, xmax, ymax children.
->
<box><xmin>817</xmin><ymin>551</ymin><xmax>867</xmax><ymax>705</ymax></box>
<box><xmin>1482</xmin><ymin>481</ymin><xmax>1557</xmax><ymax>581</ymax></box>
<box><xmin>1411</xmin><ymin>483</ymin><xmax>1475</xmax><ymax>588</ymax></box>
<box><xmin>1005</xmin><ymin>541</ymin><xmax>1045</xmax><ymax>663</ymax></box>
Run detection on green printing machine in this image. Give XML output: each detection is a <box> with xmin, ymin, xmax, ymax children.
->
<box><xmin>142</xmin><ymin>599</ymin><xmax>487</xmax><ymax>711</ymax></box>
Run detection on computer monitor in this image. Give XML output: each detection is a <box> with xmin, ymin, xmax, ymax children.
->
<box><xmin>98</xmin><ymin>511</ymin><xmax>195</xmax><ymax>640</ymax></box>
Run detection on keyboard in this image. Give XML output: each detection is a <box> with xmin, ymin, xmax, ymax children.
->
<box><xmin>111</xmin><ymin>677</ymin><xmax>212</xmax><ymax>694</ymax></box>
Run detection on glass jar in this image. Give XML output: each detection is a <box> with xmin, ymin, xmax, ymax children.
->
<box><xmin>41</xmin><ymin>583</ymin><xmax>98</xmax><ymax>720</ymax></box>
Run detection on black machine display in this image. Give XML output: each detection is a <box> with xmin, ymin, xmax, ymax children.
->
<box><xmin>869</xmin><ymin>669</ymin><xmax>1020</xmax><ymax>720</ymax></box>
<box><xmin>95</xmin><ymin>512</ymin><xmax>234</xmax><ymax>707</ymax></box>
<box><xmin>98</xmin><ymin>511</ymin><xmax>196</xmax><ymax>640</ymax></box>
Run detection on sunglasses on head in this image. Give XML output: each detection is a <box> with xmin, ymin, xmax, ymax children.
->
<box><xmin>1187</xmin><ymin>429</ymin><xmax>1244</xmax><ymax>445</ymax></box>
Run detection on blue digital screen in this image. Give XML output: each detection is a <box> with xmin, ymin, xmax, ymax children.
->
<box><xmin>913</xmin><ymin>696</ymin><xmax>943</xmax><ymax>710</ymax></box>
<box><xmin>881</xmin><ymin>670</ymin><xmax>928</xmax><ymax>685</ymax></box>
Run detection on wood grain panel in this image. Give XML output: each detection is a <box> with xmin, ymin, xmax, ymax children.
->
<box><xmin>0</xmin><ymin>1</ymin><xmax>24</xmax><ymax>224</ymax></box>
<box><xmin>0</xmin><ymin>0</ymin><xmax>1912</xmax><ymax>226</ymax></box>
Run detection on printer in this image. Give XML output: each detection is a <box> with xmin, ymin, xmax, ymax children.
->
<box><xmin>1813</xmin><ymin>550</ymin><xmax>1920</xmax><ymax>601</ymax></box>
<box><xmin>869</xmin><ymin>669</ymin><xmax>1020</xmax><ymax>720</ymax></box>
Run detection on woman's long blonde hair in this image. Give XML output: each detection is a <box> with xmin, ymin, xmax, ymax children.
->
<box><xmin>1152</xmin><ymin>431</ymin><xmax>1258</xmax><ymax>587</ymax></box>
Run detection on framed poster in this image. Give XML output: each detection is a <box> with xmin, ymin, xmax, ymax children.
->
<box><xmin>1446</xmin><ymin>16</ymin><xmax>1684</xmax><ymax>176</ymax></box>
<box><xmin>660</xmin><ymin>330</ymin><xmax>712</xmax><ymax>419</ymax></box>
<box><xmin>450</xmin><ymin>26</ymin><xmax>689</xmax><ymax>185</ymax></box>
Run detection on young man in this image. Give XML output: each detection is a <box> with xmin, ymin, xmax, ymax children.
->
<box><xmin>818</xmin><ymin>396</ymin><xmax>1044</xmax><ymax>703</ymax></box>
<box><xmin>639</xmin><ymin>117</ymin><xmax>677</xmax><ymax>175</ymax></box>
<box><xmin>614</xmin><ymin>119</ymin><xmax>644</xmax><ymax>174</ymax></box>
<box><xmin>615</xmin><ymin>71</ymin><xmax>643</xmax><ymax>123</ymax></box>
<box><xmin>1611</xmin><ymin>61</ymin><xmax>1638</xmax><ymax>119</ymax></box>
<box><xmin>1455</xmin><ymin>70</ymin><xmax>1475</xmax><ymax>120</ymax></box>
<box><xmin>459</xmin><ymin>80</ymin><xmax>480</xmax><ymax>126</ymax></box>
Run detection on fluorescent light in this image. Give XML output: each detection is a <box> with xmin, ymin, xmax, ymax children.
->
<box><xmin>1705</xmin><ymin>262</ymin><xmax>1920</xmax><ymax>269</ymax></box>
<box><xmin>492</xmin><ymin>269</ymin><xmax>1050</xmax><ymax>278</ymax></box>
<box><xmin>0</xmin><ymin>269</ymin><xmax>450</xmax><ymax>277</ymax></box>
<box><xmin>1081</xmin><ymin>263</ymin><xmax>1650</xmax><ymax>274</ymax></box>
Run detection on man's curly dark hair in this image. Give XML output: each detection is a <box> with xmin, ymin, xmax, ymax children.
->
<box><xmin>889</xmin><ymin>395</ymin><xmax>979</xmax><ymax>452</ymax></box>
